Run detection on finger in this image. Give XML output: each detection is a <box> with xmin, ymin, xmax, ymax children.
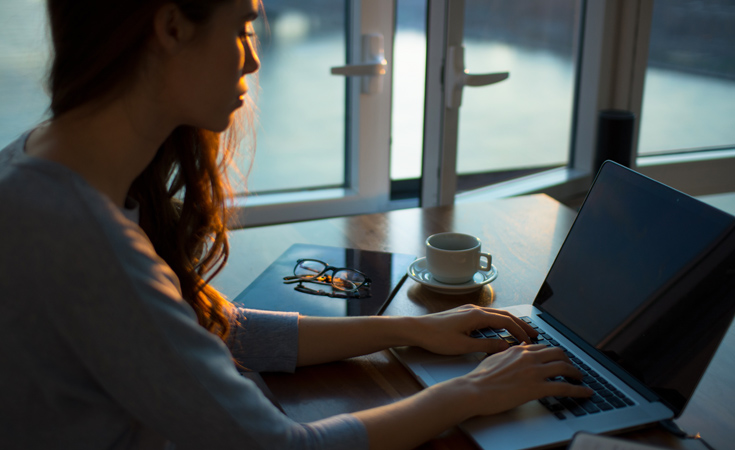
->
<box><xmin>537</xmin><ymin>360</ymin><xmax>584</xmax><ymax>380</ymax></box>
<box><xmin>482</xmin><ymin>310</ymin><xmax>538</xmax><ymax>343</ymax></box>
<box><xmin>494</xmin><ymin>310</ymin><xmax>538</xmax><ymax>337</ymax></box>
<box><xmin>504</xmin><ymin>313</ymin><xmax>539</xmax><ymax>341</ymax></box>
<box><xmin>501</xmin><ymin>319</ymin><xmax>535</xmax><ymax>345</ymax></box>
<box><xmin>469</xmin><ymin>311</ymin><xmax>533</xmax><ymax>345</ymax></box>
<box><xmin>482</xmin><ymin>343</ymin><xmax>546</xmax><ymax>360</ymax></box>
<box><xmin>529</xmin><ymin>346</ymin><xmax>572</xmax><ymax>364</ymax></box>
<box><xmin>460</xmin><ymin>334</ymin><xmax>510</xmax><ymax>355</ymax></box>
<box><xmin>509</xmin><ymin>343</ymin><xmax>548</xmax><ymax>352</ymax></box>
<box><xmin>481</xmin><ymin>338</ymin><xmax>510</xmax><ymax>354</ymax></box>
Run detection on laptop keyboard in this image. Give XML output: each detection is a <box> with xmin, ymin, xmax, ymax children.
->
<box><xmin>470</xmin><ymin>316</ymin><xmax>635</xmax><ymax>420</ymax></box>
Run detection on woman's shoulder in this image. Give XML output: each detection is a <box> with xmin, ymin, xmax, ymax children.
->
<box><xmin>2</xmin><ymin>131</ymin><xmax>132</xmax><ymax>233</ymax></box>
<box><xmin>1</xmin><ymin>132</ymin><xmax>188</xmax><ymax>318</ymax></box>
<box><xmin>0</xmin><ymin>131</ymin><xmax>159</xmax><ymax>287</ymax></box>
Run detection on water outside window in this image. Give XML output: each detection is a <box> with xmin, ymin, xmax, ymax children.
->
<box><xmin>638</xmin><ymin>0</ymin><xmax>735</xmax><ymax>155</ymax></box>
<box><xmin>456</xmin><ymin>0</ymin><xmax>578</xmax><ymax>179</ymax></box>
<box><xmin>0</xmin><ymin>0</ymin><xmax>49</xmax><ymax>149</ymax></box>
<box><xmin>246</xmin><ymin>0</ymin><xmax>346</xmax><ymax>193</ymax></box>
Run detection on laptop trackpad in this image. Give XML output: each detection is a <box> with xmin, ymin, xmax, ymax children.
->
<box><xmin>419</xmin><ymin>356</ymin><xmax>483</xmax><ymax>384</ymax></box>
<box><xmin>390</xmin><ymin>347</ymin><xmax>485</xmax><ymax>386</ymax></box>
<box><xmin>462</xmin><ymin>401</ymin><xmax>573</xmax><ymax>450</ymax></box>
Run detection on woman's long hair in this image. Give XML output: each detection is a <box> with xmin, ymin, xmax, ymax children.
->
<box><xmin>46</xmin><ymin>0</ymin><xmax>251</xmax><ymax>341</ymax></box>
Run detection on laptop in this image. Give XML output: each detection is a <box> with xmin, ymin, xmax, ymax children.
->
<box><xmin>391</xmin><ymin>161</ymin><xmax>735</xmax><ymax>450</ymax></box>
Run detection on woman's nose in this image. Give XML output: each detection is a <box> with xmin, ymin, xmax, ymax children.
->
<box><xmin>243</xmin><ymin>39</ymin><xmax>260</xmax><ymax>75</ymax></box>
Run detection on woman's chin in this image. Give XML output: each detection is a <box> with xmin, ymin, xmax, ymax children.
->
<box><xmin>192</xmin><ymin>116</ymin><xmax>234</xmax><ymax>134</ymax></box>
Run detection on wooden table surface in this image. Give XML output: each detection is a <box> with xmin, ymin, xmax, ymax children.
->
<box><xmin>213</xmin><ymin>194</ymin><xmax>733</xmax><ymax>450</ymax></box>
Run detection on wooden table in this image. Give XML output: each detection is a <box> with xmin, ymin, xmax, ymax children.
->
<box><xmin>213</xmin><ymin>194</ymin><xmax>733</xmax><ymax>450</ymax></box>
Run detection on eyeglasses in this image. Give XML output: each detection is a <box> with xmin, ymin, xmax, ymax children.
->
<box><xmin>283</xmin><ymin>259</ymin><xmax>372</xmax><ymax>295</ymax></box>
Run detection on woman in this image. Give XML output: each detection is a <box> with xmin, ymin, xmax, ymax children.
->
<box><xmin>0</xmin><ymin>0</ymin><xmax>592</xmax><ymax>448</ymax></box>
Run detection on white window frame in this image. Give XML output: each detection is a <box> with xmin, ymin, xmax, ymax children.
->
<box><xmin>423</xmin><ymin>0</ymin><xmax>600</xmax><ymax>206</ymax></box>
<box><xmin>229</xmin><ymin>0</ymin><xmax>395</xmax><ymax>228</ymax></box>
<box><xmin>444</xmin><ymin>0</ymin><xmax>735</xmax><ymax>206</ymax></box>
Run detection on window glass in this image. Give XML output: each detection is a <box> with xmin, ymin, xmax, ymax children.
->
<box><xmin>390</xmin><ymin>0</ymin><xmax>427</xmax><ymax>182</ymax></box>
<box><xmin>0</xmin><ymin>0</ymin><xmax>50</xmax><ymax>150</ymax></box>
<box><xmin>638</xmin><ymin>0</ymin><xmax>735</xmax><ymax>155</ymax></box>
<box><xmin>0</xmin><ymin>1</ymin><xmax>348</xmax><ymax>198</ymax></box>
<box><xmin>456</xmin><ymin>0</ymin><xmax>579</xmax><ymax>190</ymax></box>
<box><xmin>246</xmin><ymin>2</ymin><xmax>346</xmax><ymax>193</ymax></box>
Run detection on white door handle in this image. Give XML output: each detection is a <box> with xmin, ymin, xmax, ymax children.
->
<box><xmin>330</xmin><ymin>33</ymin><xmax>387</xmax><ymax>94</ymax></box>
<box><xmin>331</xmin><ymin>62</ymin><xmax>386</xmax><ymax>76</ymax></box>
<box><xmin>445</xmin><ymin>45</ymin><xmax>509</xmax><ymax>109</ymax></box>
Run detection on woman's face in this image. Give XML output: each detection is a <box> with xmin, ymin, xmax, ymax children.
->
<box><xmin>169</xmin><ymin>0</ymin><xmax>260</xmax><ymax>132</ymax></box>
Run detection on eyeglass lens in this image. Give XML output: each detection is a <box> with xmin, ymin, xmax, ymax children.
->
<box><xmin>331</xmin><ymin>270</ymin><xmax>365</xmax><ymax>291</ymax></box>
<box><xmin>294</xmin><ymin>260</ymin><xmax>327</xmax><ymax>279</ymax></box>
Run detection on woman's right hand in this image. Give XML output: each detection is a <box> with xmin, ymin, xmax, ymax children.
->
<box><xmin>354</xmin><ymin>344</ymin><xmax>594</xmax><ymax>450</ymax></box>
<box><xmin>459</xmin><ymin>344</ymin><xmax>594</xmax><ymax>417</ymax></box>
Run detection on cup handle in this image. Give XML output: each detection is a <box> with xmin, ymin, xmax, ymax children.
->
<box><xmin>478</xmin><ymin>252</ymin><xmax>492</xmax><ymax>272</ymax></box>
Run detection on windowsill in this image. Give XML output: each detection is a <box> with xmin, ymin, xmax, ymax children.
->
<box><xmin>635</xmin><ymin>150</ymin><xmax>735</xmax><ymax>197</ymax></box>
<box><xmin>227</xmin><ymin>187</ymin><xmax>363</xmax><ymax>228</ymax></box>
<box><xmin>456</xmin><ymin>167</ymin><xmax>593</xmax><ymax>205</ymax></box>
<box><xmin>697</xmin><ymin>192</ymin><xmax>735</xmax><ymax>216</ymax></box>
<box><xmin>456</xmin><ymin>150</ymin><xmax>735</xmax><ymax>206</ymax></box>
<box><xmin>226</xmin><ymin>150</ymin><xmax>735</xmax><ymax>228</ymax></box>
<box><xmin>637</xmin><ymin>148</ymin><xmax>735</xmax><ymax>166</ymax></box>
<box><xmin>231</xmin><ymin>188</ymin><xmax>351</xmax><ymax>208</ymax></box>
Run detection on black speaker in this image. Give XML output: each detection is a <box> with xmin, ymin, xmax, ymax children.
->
<box><xmin>594</xmin><ymin>109</ymin><xmax>635</xmax><ymax>173</ymax></box>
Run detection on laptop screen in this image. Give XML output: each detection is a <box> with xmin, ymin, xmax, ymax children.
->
<box><xmin>535</xmin><ymin>162</ymin><xmax>735</xmax><ymax>414</ymax></box>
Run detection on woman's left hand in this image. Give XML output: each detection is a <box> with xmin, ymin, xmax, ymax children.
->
<box><xmin>297</xmin><ymin>304</ymin><xmax>536</xmax><ymax>366</ymax></box>
<box><xmin>408</xmin><ymin>304</ymin><xmax>538</xmax><ymax>355</ymax></box>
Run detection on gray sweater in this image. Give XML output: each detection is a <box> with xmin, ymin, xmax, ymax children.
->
<box><xmin>0</xmin><ymin>132</ymin><xmax>368</xmax><ymax>449</ymax></box>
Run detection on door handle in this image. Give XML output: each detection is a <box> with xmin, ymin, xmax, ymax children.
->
<box><xmin>445</xmin><ymin>45</ymin><xmax>509</xmax><ymax>109</ymax></box>
<box><xmin>331</xmin><ymin>33</ymin><xmax>387</xmax><ymax>94</ymax></box>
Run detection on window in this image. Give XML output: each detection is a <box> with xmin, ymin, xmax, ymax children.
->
<box><xmin>421</xmin><ymin>0</ymin><xmax>586</xmax><ymax>206</ymax></box>
<box><xmin>455</xmin><ymin>0</ymin><xmax>579</xmax><ymax>191</ymax></box>
<box><xmin>0</xmin><ymin>0</ymin><xmax>49</xmax><ymax>149</ymax></box>
<box><xmin>455</xmin><ymin>0</ymin><xmax>735</xmax><ymax>205</ymax></box>
<box><xmin>229</xmin><ymin>0</ymin><xmax>396</xmax><ymax>226</ymax></box>
<box><xmin>246</xmin><ymin>2</ymin><xmax>346</xmax><ymax>193</ymax></box>
<box><xmin>0</xmin><ymin>0</ymin><xmax>398</xmax><ymax>227</ymax></box>
<box><xmin>391</xmin><ymin>0</ymin><xmax>582</xmax><ymax>203</ymax></box>
<box><xmin>638</xmin><ymin>0</ymin><xmax>735</xmax><ymax>155</ymax></box>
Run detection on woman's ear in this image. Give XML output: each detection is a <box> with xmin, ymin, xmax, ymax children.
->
<box><xmin>152</xmin><ymin>3</ymin><xmax>196</xmax><ymax>53</ymax></box>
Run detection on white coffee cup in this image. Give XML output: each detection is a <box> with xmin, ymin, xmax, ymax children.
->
<box><xmin>425</xmin><ymin>232</ymin><xmax>492</xmax><ymax>284</ymax></box>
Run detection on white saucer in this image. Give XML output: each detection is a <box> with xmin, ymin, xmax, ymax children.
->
<box><xmin>407</xmin><ymin>257</ymin><xmax>498</xmax><ymax>295</ymax></box>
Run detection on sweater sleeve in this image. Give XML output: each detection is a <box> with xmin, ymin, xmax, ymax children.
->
<box><xmin>227</xmin><ymin>307</ymin><xmax>300</xmax><ymax>373</ymax></box>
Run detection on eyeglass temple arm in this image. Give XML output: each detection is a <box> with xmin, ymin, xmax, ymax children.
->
<box><xmin>294</xmin><ymin>284</ymin><xmax>354</xmax><ymax>298</ymax></box>
<box><xmin>283</xmin><ymin>276</ymin><xmax>332</xmax><ymax>285</ymax></box>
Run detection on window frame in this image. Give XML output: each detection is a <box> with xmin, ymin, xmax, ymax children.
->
<box><xmin>229</xmin><ymin>0</ymin><xmax>395</xmax><ymax>228</ymax></box>
<box><xmin>454</xmin><ymin>0</ymin><xmax>735</xmax><ymax>206</ymax></box>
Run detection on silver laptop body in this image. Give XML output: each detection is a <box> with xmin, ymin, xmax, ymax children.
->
<box><xmin>392</xmin><ymin>162</ymin><xmax>735</xmax><ymax>450</ymax></box>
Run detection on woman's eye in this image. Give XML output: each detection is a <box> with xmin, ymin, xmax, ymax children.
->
<box><xmin>239</xmin><ymin>25</ymin><xmax>255</xmax><ymax>41</ymax></box>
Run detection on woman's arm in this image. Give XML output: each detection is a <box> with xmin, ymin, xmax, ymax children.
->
<box><xmin>354</xmin><ymin>345</ymin><xmax>593</xmax><ymax>450</ymax></box>
<box><xmin>296</xmin><ymin>305</ymin><xmax>538</xmax><ymax>367</ymax></box>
